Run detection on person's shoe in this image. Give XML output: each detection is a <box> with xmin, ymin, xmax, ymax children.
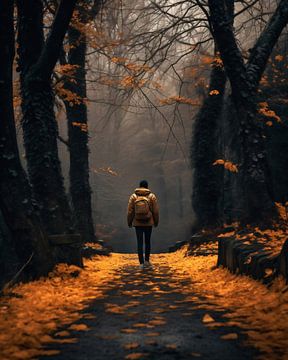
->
<box><xmin>139</xmin><ymin>264</ymin><xmax>145</xmax><ymax>270</ymax></box>
<box><xmin>144</xmin><ymin>260</ymin><xmax>152</xmax><ymax>268</ymax></box>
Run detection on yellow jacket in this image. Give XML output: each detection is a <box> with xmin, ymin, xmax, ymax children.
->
<box><xmin>127</xmin><ymin>188</ymin><xmax>159</xmax><ymax>227</ymax></box>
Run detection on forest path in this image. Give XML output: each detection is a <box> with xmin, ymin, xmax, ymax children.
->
<box><xmin>40</xmin><ymin>252</ymin><xmax>255</xmax><ymax>360</ymax></box>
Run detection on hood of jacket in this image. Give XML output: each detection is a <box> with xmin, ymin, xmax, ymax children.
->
<box><xmin>134</xmin><ymin>187</ymin><xmax>151</xmax><ymax>196</ymax></box>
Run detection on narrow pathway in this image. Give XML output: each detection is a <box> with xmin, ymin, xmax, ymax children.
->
<box><xmin>42</xmin><ymin>253</ymin><xmax>255</xmax><ymax>360</ymax></box>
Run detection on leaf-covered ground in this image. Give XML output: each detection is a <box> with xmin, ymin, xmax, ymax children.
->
<box><xmin>217</xmin><ymin>204</ymin><xmax>288</xmax><ymax>257</ymax></box>
<box><xmin>0</xmin><ymin>248</ymin><xmax>288</xmax><ymax>360</ymax></box>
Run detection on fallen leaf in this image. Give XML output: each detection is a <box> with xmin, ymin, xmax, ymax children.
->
<box><xmin>68</xmin><ymin>324</ymin><xmax>88</xmax><ymax>331</ymax></box>
<box><xmin>132</xmin><ymin>323</ymin><xmax>147</xmax><ymax>328</ymax></box>
<box><xmin>55</xmin><ymin>331</ymin><xmax>70</xmax><ymax>337</ymax></box>
<box><xmin>123</xmin><ymin>342</ymin><xmax>140</xmax><ymax>350</ymax></box>
<box><xmin>54</xmin><ymin>338</ymin><xmax>78</xmax><ymax>344</ymax></box>
<box><xmin>125</xmin><ymin>353</ymin><xmax>147</xmax><ymax>359</ymax></box>
<box><xmin>121</xmin><ymin>328</ymin><xmax>138</xmax><ymax>334</ymax></box>
<box><xmin>264</xmin><ymin>268</ymin><xmax>273</xmax><ymax>277</ymax></box>
<box><xmin>144</xmin><ymin>332</ymin><xmax>160</xmax><ymax>337</ymax></box>
<box><xmin>105</xmin><ymin>305</ymin><xmax>124</xmax><ymax>314</ymax></box>
<box><xmin>151</xmin><ymin>308</ymin><xmax>166</xmax><ymax>314</ymax></box>
<box><xmin>40</xmin><ymin>349</ymin><xmax>61</xmax><ymax>356</ymax></box>
<box><xmin>221</xmin><ymin>333</ymin><xmax>238</xmax><ymax>340</ymax></box>
<box><xmin>202</xmin><ymin>314</ymin><xmax>215</xmax><ymax>324</ymax></box>
<box><xmin>148</xmin><ymin>319</ymin><xmax>166</xmax><ymax>326</ymax></box>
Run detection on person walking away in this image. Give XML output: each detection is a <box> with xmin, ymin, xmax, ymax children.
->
<box><xmin>127</xmin><ymin>180</ymin><xmax>159</xmax><ymax>269</ymax></box>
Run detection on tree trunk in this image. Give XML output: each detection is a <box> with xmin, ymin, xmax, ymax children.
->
<box><xmin>20</xmin><ymin>77</ymin><xmax>76</xmax><ymax>235</ymax></box>
<box><xmin>0</xmin><ymin>0</ymin><xmax>54</xmax><ymax>283</ymax></box>
<box><xmin>17</xmin><ymin>0</ymin><xmax>78</xmax><ymax>235</ymax></box>
<box><xmin>64</xmin><ymin>27</ymin><xmax>96</xmax><ymax>242</ymax></box>
<box><xmin>17</xmin><ymin>0</ymin><xmax>82</xmax><ymax>265</ymax></box>
<box><xmin>190</xmin><ymin>1</ymin><xmax>234</xmax><ymax>229</ymax></box>
<box><xmin>191</xmin><ymin>57</ymin><xmax>226</xmax><ymax>228</ymax></box>
<box><xmin>208</xmin><ymin>0</ymin><xmax>288</xmax><ymax>223</ymax></box>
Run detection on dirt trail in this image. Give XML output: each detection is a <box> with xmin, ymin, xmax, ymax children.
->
<box><xmin>41</xmin><ymin>253</ymin><xmax>255</xmax><ymax>360</ymax></box>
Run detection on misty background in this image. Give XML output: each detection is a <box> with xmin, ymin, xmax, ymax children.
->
<box><xmin>57</xmin><ymin>80</ymin><xmax>197</xmax><ymax>253</ymax></box>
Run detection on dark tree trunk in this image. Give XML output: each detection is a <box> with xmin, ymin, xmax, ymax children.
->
<box><xmin>20</xmin><ymin>78</ymin><xmax>76</xmax><ymax>235</ymax></box>
<box><xmin>61</xmin><ymin>2</ymin><xmax>103</xmax><ymax>242</ymax></box>
<box><xmin>0</xmin><ymin>1</ymin><xmax>53</xmax><ymax>284</ymax></box>
<box><xmin>17</xmin><ymin>0</ymin><xmax>76</xmax><ymax>235</ymax></box>
<box><xmin>208</xmin><ymin>0</ymin><xmax>288</xmax><ymax>223</ymax></box>
<box><xmin>191</xmin><ymin>58</ymin><xmax>226</xmax><ymax>228</ymax></box>
<box><xmin>190</xmin><ymin>1</ymin><xmax>233</xmax><ymax>229</ymax></box>
<box><xmin>63</xmin><ymin>27</ymin><xmax>96</xmax><ymax>242</ymax></box>
<box><xmin>17</xmin><ymin>0</ymin><xmax>82</xmax><ymax>266</ymax></box>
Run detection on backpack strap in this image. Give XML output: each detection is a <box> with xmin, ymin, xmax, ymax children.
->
<box><xmin>145</xmin><ymin>194</ymin><xmax>153</xmax><ymax>212</ymax></box>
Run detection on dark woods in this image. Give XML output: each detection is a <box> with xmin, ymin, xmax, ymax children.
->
<box><xmin>1</xmin><ymin>0</ymin><xmax>288</xmax><ymax>287</ymax></box>
<box><xmin>192</xmin><ymin>0</ymin><xmax>288</xmax><ymax>228</ymax></box>
<box><xmin>0</xmin><ymin>1</ymin><xmax>100</xmax><ymax>287</ymax></box>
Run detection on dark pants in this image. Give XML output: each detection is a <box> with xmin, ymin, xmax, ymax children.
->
<box><xmin>135</xmin><ymin>226</ymin><xmax>152</xmax><ymax>264</ymax></box>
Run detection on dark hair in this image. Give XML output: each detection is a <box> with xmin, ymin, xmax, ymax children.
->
<box><xmin>139</xmin><ymin>180</ymin><xmax>148</xmax><ymax>188</ymax></box>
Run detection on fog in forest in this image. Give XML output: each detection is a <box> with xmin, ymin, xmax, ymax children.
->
<box><xmin>52</xmin><ymin>0</ymin><xmax>283</xmax><ymax>253</ymax></box>
<box><xmin>91</xmin><ymin>108</ymin><xmax>194</xmax><ymax>252</ymax></box>
<box><xmin>57</xmin><ymin>80</ymin><xmax>196</xmax><ymax>252</ymax></box>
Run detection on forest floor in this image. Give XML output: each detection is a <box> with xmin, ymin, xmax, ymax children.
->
<box><xmin>0</xmin><ymin>248</ymin><xmax>288</xmax><ymax>360</ymax></box>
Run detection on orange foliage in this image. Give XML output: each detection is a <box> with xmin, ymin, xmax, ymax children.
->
<box><xmin>123</xmin><ymin>342</ymin><xmax>140</xmax><ymax>350</ymax></box>
<box><xmin>213</xmin><ymin>159</ymin><xmax>238</xmax><ymax>173</ymax></box>
<box><xmin>258</xmin><ymin>102</ymin><xmax>281</xmax><ymax>125</ymax></box>
<box><xmin>168</xmin><ymin>247</ymin><xmax>288</xmax><ymax>359</ymax></box>
<box><xmin>201</xmin><ymin>55</ymin><xmax>214</xmax><ymax>65</ymax></box>
<box><xmin>221</xmin><ymin>333</ymin><xmax>238</xmax><ymax>340</ymax></box>
<box><xmin>55</xmin><ymin>84</ymin><xmax>85</xmax><ymax>105</ymax></box>
<box><xmin>213</xmin><ymin>56</ymin><xmax>223</xmax><ymax>68</ymax></box>
<box><xmin>0</xmin><ymin>252</ymin><xmax>121</xmax><ymax>360</ymax></box>
<box><xmin>274</xmin><ymin>55</ymin><xmax>284</xmax><ymax>62</ymax></box>
<box><xmin>97</xmin><ymin>60</ymin><xmax>152</xmax><ymax>89</ymax></box>
<box><xmin>260</xmin><ymin>54</ymin><xmax>287</xmax><ymax>90</ymax></box>
<box><xmin>55</xmin><ymin>64</ymin><xmax>79</xmax><ymax>76</ymax></box>
<box><xmin>209</xmin><ymin>89</ymin><xmax>220</xmax><ymax>96</ymax></box>
<box><xmin>202</xmin><ymin>314</ymin><xmax>215</xmax><ymax>323</ymax></box>
<box><xmin>125</xmin><ymin>353</ymin><xmax>147</xmax><ymax>360</ymax></box>
<box><xmin>84</xmin><ymin>242</ymin><xmax>104</xmax><ymax>251</ymax></box>
<box><xmin>217</xmin><ymin>213</ymin><xmax>287</xmax><ymax>257</ymax></box>
<box><xmin>71</xmin><ymin>122</ymin><xmax>88</xmax><ymax>132</ymax></box>
<box><xmin>1</xmin><ymin>246</ymin><xmax>288</xmax><ymax>360</ymax></box>
<box><xmin>125</xmin><ymin>62</ymin><xmax>151</xmax><ymax>74</ymax></box>
<box><xmin>159</xmin><ymin>95</ymin><xmax>200</xmax><ymax>106</ymax></box>
<box><xmin>109</xmin><ymin>57</ymin><xmax>153</xmax><ymax>89</ymax></box>
<box><xmin>54</xmin><ymin>64</ymin><xmax>87</xmax><ymax>105</ymax></box>
<box><xmin>275</xmin><ymin>202</ymin><xmax>288</xmax><ymax>222</ymax></box>
<box><xmin>120</xmin><ymin>75</ymin><xmax>147</xmax><ymax>89</ymax></box>
<box><xmin>111</xmin><ymin>57</ymin><xmax>128</xmax><ymax>64</ymax></box>
<box><xmin>200</xmin><ymin>54</ymin><xmax>223</xmax><ymax>68</ymax></box>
